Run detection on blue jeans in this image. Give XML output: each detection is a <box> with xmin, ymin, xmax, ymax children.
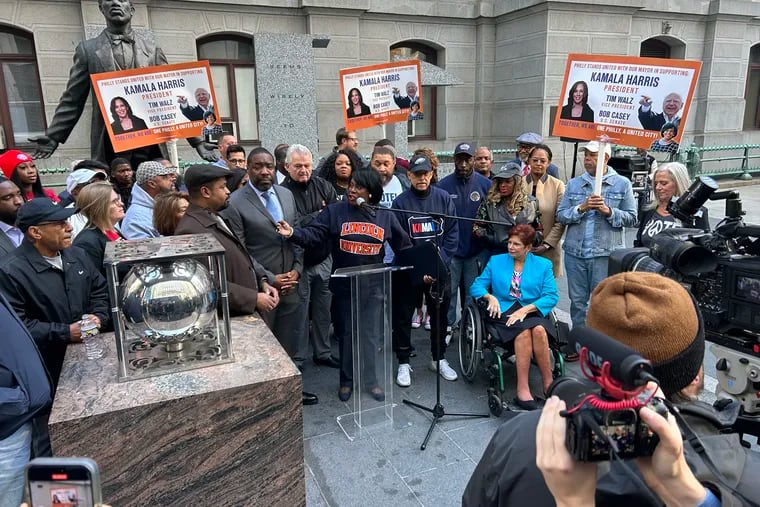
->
<box><xmin>564</xmin><ymin>253</ymin><xmax>609</xmax><ymax>328</ymax></box>
<box><xmin>0</xmin><ymin>422</ymin><xmax>32</xmax><ymax>507</ymax></box>
<box><xmin>447</xmin><ymin>256</ymin><xmax>482</xmax><ymax>327</ymax></box>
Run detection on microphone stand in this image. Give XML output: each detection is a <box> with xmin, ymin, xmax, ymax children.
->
<box><xmin>362</xmin><ymin>202</ymin><xmax>508</xmax><ymax>450</ymax></box>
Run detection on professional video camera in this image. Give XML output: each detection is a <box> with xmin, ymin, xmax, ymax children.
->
<box><xmin>609</xmin><ymin>177</ymin><xmax>760</xmax><ymax>415</ymax></box>
<box><xmin>547</xmin><ymin>326</ymin><xmax>668</xmax><ymax>462</ymax></box>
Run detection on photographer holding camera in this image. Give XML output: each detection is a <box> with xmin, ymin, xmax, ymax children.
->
<box><xmin>463</xmin><ymin>272</ymin><xmax>759</xmax><ymax>507</ymax></box>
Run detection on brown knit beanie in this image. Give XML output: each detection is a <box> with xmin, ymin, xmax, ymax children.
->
<box><xmin>586</xmin><ymin>272</ymin><xmax>704</xmax><ymax>396</ymax></box>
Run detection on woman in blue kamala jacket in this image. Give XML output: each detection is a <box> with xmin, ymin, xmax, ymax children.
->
<box><xmin>470</xmin><ymin>224</ymin><xmax>558</xmax><ymax>411</ymax></box>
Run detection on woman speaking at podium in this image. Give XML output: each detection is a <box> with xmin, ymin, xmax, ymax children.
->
<box><xmin>276</xmin><ymin>169</ymin><xmax>412</xmax><ymax>402</ymax></box>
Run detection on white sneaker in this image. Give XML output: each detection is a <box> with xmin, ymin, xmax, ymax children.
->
<box><xmin>445</xmin><ymin>326</ymin><xmax>453</xmax><ymax>346</ymax></box>
<box><xmin>397</xmin><ymin>364</ymin><xmax>412</xmax><ymax>387</ymax></box>
<box><xmin>411</xmin><ymin>312</ymin><xmax>422</xmax><ymax>329</ymax></box>
<box><xmin>424</xmin><ymin>315</ymin><xmax>431</xmax><ymax>330</ymax></box>
<box><xmin>430</xmin><ymin>358</ymin><xmax>458</xmax><ymax>381</ymax></box>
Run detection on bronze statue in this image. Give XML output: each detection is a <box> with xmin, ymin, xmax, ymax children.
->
<box><xmin>29</xmin><ymin>0</ymin><xmax>215</xmax><ymax>165</ymax></box>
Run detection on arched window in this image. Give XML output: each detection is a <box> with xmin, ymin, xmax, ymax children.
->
<box><xmin>0</xmin><ymin>27</ymin><xmax>46</xmax><ymax>149</ymax></box>
<box><xmin>197</xmin><ymin>34</ymin><xmax>258</xmax><ymax>141</ymax></box>
<box><xmin>744</xmin><ymin>45</ymin><xmax>760</xmax><ymax>129</ymax></box>
<box><xmin>640</xmin><ymin>36</ymin><xmax>685</xmax><ymax>60</ymax></box>
<box><xmin>390</xmin><ymin>41</ymin><xmax>438</xmax><ymax>140</ymax></box>
<box><xmin>640</xmin><ymin>39</ymin><xmax>671</xmax><ymax>59</ymax></box>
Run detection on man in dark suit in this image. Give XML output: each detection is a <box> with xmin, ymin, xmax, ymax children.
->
<box><xmin>178</xmin><ymin>88</ymin><xmax>214</xmax><ymax>121</ymax></box>
<box><xmin>638</xmin><ymin>92</ymin><xmax>683</xmax><ymax>132</ymax></box>
<box><xmin>28</xmin><ymin>0</ymin><xmax>214</xmax><ymax>166</ymax></box>
<box><xmin>0</xmin><ymin>176</ymin><xmax>23</xmax><ymax>259</ymax></box>
<box><xmin>176</xmin><ymin>164</ymin><xmax>319</xmax><ymax>405</ymax></box>
<box><xmin>392</xmin><ymin>81</ymin><xmax>420</xmax><ymax>109</ymax></box>
<box><xmin>224</xmin><ymin>148</ymin><xmax>307</xmax><ymax>369</ymax></box>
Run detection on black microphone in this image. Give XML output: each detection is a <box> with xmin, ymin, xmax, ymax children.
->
<box><xmin>355</xmin><ymin>197</ymin><xmax>376</xmax><ymax>217</ymax></box>
<box><xmin>569</xmin><ymin>326</ymin><xmax>655</xmax><ymax>389</ymax></box>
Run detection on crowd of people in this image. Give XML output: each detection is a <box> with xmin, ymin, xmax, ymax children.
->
<box><xmin>0</xmin><ymin>124</ymin><xmax>754</xmax><ymax>506</ymax></box>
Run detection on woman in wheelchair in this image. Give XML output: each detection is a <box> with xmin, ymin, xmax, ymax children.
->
<box><xmin>469</xmin><ymin>224</ymin><xmax>559</xmax><ymax>411</ymax></box>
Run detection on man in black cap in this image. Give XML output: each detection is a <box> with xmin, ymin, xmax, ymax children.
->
<box><xmin>0</xmin><ymin>197</ymin><xmax>109</xmax><ymax>456</ymax></box>
<box><xmin>437</xmin><ymin>141</ymin><xmax>491</xmax><ymax>342</ymax></box>
<box><xmin>175</xmin><ymin>165</ymin><xmax>318</xmax><ymax>406</ymax></box>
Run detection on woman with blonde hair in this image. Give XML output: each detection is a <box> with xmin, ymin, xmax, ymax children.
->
<box><xmin>473</xmin><ymin>162</ymin><xmax>539</xmax><ymax>260</ymax></box>
<box><xmin>73</xmin><ymin>182</ymin><xmax>126</xmax><ymax>275</ymax></box>
<box><xmin>153</xmin><ymin>191</ymin><xmax>190</xmax><ymax>236</ymax></box>
<box><xmin>635</xmin><ymin>162</ymin><xmax>709</xmax><ymax>248</ymax></box>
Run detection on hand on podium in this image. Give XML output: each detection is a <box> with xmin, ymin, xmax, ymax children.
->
<box><xmin>28</xmin><ymin>135</ymin><xmax>58</xmax><ymax>159</ymax></box>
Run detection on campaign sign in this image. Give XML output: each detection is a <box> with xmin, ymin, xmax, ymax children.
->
<box><xmin>552</xmin><ymin>54</ymin><xmax>701</xmax><ymax>150</ymax></box>
<box><xmin>91</xmin><ymin>61</ymin><xmax>220</xmax><ymax>153</ymax></box>
<box><xmin>339</xmin><ymin>60</ymin><xmax>423</xmax><ymax>130</ymax></box>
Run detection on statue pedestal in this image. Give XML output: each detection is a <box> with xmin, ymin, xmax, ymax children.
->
<box><xmin>49</xmin><ymin>316</ymin><xmax>305</xmax><ymax>506</ymax></box>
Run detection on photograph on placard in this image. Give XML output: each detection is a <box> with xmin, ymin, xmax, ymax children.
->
<box><xmin>552</xmin><ymin>54</ymin><xmax>701</xmax><ymax>150</ymax></box>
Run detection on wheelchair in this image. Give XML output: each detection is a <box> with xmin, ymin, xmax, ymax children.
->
<box><xmin>458</xmin><ymin>297</ymin><xmax>568</xmax><ymax>416</ymax></box>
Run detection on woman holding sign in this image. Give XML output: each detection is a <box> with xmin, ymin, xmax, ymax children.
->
<box><xmin>110</xmin><ymin>96</ymin><xmax>148</xmax><ymax>135</ymax></box>
<box><xmin>346</xmin><ymin>87</ymin><xmax>371</xmax><ymax>118</ymax></box>
<box><xmin>560</xmin><ymin>81</ymin><xmax>594</xmax><ymax>123</ymax></box>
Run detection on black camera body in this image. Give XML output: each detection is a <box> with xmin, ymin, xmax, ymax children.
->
<box><xmin>550</xmin><ymin>377</ymin><xmax>668</xmax><ymax>462</ymax></box>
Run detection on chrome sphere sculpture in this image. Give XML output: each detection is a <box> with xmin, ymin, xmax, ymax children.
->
<box><xmin>120</xmin><ymin>259</ymin><xmax>216</xmax><ymax>346</ymax></box>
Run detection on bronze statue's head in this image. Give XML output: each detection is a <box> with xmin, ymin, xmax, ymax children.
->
<box><xmin>99</xmin><ymin>0</ymin><xmax>135</xmax><ymax>26</ymax></box>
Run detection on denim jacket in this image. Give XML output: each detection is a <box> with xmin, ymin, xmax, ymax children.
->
<box><xmin>556</xmin><ymin>167</ymin><xmax>637</xmax><ymax>258</ymax></box>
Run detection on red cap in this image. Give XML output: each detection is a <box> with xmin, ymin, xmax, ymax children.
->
<box><xmin>0</xmin><ymin>150</ymin><xmax>33</xmax><ymax>179</ymax></box>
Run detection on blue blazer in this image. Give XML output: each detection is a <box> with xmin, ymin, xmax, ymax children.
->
<box><xmin>470</xmin><ymin>252</ymin><xmax>558</xmax><ymax>317</ymax></box>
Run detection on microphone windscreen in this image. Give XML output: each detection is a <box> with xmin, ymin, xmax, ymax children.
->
<box><xmin>569</xmin><ymin>326</ymin><xmax>653</xmax><ymax>389</ymax></box>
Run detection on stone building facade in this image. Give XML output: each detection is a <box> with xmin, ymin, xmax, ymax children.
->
<box><xmin>1</xmin><ymin>0</ymin><xmax>759</xmax><ymax>172</ymax></box>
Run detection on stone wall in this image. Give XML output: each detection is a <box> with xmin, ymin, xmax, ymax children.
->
<box><xmin>7</xmin><ymin>0</ymin><xmax>760</xmax><ymax>171</ymax></box>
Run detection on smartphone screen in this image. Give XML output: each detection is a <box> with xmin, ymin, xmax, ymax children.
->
<box><xmin>27</xmin><ymin>464</ymin><xmax>96</xmax><ymax>507</ymax></box>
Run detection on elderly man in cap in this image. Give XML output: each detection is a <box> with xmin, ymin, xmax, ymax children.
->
<box><xmin>121</xmin><ymin>160</ymin><xmax>178</xmax><ymax>239</ymax></box>
<box><xmin>0</xmin><ymin>198</ymin><xmax>109</xmax><ymax>456</ymax></box>
<box><xmin>391</xmin><ymin>154</ymin><xmax>459</xmax><ymax>386</ymax></box>
<box><xmin>511</xmin><ymin>132</ymin><xmax>560</xmax><ymax>179</ymax></box>
<box><xmin>556</xmin><ymin>141</ymin><xmax>636</xmax><ymax>328</ymax></box>
<box><xmin>464</xmin><ymin>272</ymin><xmax>758</xmax><ymax>506</ymax></box>
<box><xmin>438</xmin><ymin>141</ymin><xmax>491</xmax><ymax>341</ymax></box>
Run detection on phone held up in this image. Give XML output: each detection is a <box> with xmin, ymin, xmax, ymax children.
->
<box><xmin>25</xmin><ymin>457</ymin><xmax>102</xmax><ymax>507</ymax></box>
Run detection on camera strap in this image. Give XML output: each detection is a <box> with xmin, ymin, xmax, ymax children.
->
<box><xmin>665</xmin><ymin>399</ymin><xmax>760</xmax><ymax>507</ymax></box>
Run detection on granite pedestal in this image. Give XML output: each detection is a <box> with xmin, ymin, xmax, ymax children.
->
<box><xmin>49</xmin><ymin>315</ymin><xmax>305</xmax><ymax>506</ymax></box>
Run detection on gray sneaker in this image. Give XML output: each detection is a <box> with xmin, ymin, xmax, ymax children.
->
<box><xmin>429</xmin><ymin>358</ymin><xmax>458</xmax><ymax>381</ymax></box>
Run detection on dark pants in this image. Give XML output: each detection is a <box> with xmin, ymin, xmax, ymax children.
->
<box><xmin>392</xmin><ymin>270</ymin><xmax>451</xmax><ymax>364</ymax></box>
<box><xmin>331</xmin><ymin>278</ymin><xmax>383</xmax><ymax>389</ymax></box>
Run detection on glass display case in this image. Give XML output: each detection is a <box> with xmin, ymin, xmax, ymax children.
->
<box><xmin>103</xmin><ymin>234</ymin><xmax>233</xmax><ymax>382</ymax></box>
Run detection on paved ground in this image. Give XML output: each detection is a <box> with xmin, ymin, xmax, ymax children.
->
<box><xmin>301</xmin><ymin>178</ymin><xmax>760</xmax><ymax>507</ymax></box>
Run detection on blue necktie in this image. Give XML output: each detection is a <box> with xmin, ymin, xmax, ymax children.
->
<box><xmin>263</xmin><ymin>190</ymin><xmax>282</xmax><ymax>222</ymax></box>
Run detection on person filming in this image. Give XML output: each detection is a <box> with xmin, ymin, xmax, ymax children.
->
<box><xmin>463</xmin><ymin>271</ymin><xmax>759</xmax><ymax>506</ymax></box>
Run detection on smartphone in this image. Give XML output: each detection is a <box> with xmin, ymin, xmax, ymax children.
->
<box><xmin>25</xmin><ymin>457</ymin><xmax>102</xmax><ymax>507</ymax></box>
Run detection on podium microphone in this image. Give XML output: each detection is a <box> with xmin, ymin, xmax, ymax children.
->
<box><xmin>569</xmin><ymin>326</ymin><xmax>656</xmax><ymax>390</ymax></box>
<box><xmin>355</xmin><ymin>197</ymin><xmax>376</xmax><ymax>216</ymax></box>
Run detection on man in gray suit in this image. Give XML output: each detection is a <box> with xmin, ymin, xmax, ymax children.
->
<box><xmin>0</xmin><ymin>177</ymin><xmax>23</xmax><ymax>259</ymax></box>
<box><xmin>224</xmin><ymin>147</ymin><xmax>307</xmax><ymax>367</ymax></box>
<box><xmin>28</xmin><ymin>0</ymin><xmax>214</xmax><ymax>166</ymax></box>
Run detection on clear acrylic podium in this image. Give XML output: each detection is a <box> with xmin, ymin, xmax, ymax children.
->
<box><xmin>332</xmin><ymin>263</ymin><xmax>409</xmax><ymax>440</ymax></box>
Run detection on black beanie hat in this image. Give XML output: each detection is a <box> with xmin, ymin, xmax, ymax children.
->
<box><xmin>586</xmin><ymin>272</ymin><xmax>705</xmax><ymax>396</ymax></box>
